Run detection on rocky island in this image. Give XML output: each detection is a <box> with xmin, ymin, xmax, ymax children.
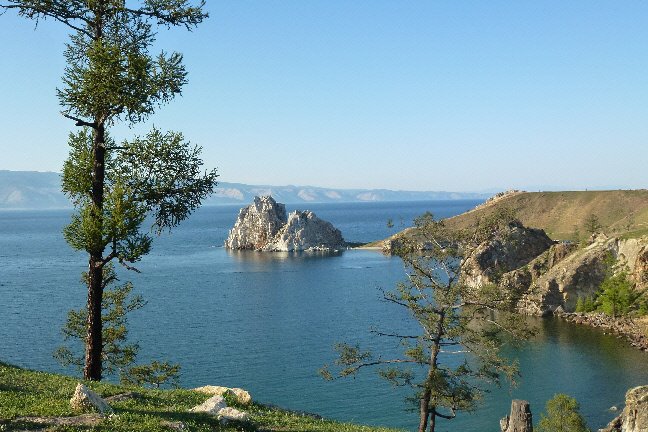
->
<box><xmin>225</xmin><ymin>196</ymin><xmax>346</xmax><ymax>252</ymax></box>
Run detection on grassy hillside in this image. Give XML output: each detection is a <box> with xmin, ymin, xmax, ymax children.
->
<box><xmin>444</xmin><ymin>190</ymin><xmax>648</xmax><ymax>240</ymax></box>
<box><xmin>0</xmin><ymin>361</ymin><xmax>401</xmax><ymax>432</ymax></box>
<box><xmin>367</xmin><ymin>190</ymin><xmax>648</xmax><ymax>246</ymax></box>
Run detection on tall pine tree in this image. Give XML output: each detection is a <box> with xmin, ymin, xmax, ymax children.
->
<box><xmin>2</xmin><ymin>0</ymin><xmax>217</xmax><ymax>380</ymax></box>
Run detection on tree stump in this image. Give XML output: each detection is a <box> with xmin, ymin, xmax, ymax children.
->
<box><xmin>500</xmin><ymin>400</ymin><xmax>533</xmax><ymax>432</ymax></box>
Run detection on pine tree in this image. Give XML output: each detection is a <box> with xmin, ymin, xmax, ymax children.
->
<box><xmin>536</xmin><ymin>394</ymin><xmax>590</xmax><ymax>432</ymax></box>
<box><xmin>2</xmin><ymin>0</ymin><xmax>217</xmax><ymax>380</ymax></box>
<box><xmin>322</xmin><ymin>211</ymin><xmax>530</xmax><ymax>432</ymax></box>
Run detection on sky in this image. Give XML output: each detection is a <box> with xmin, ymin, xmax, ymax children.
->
<box><xmin>1</xmin><ymin>1</ymin><xmax>647</xmax><ymax>192</ymax></box>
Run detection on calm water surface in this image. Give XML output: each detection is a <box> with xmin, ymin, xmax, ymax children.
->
<box><xmin>1</xmin><ymin>201</ymin><xmax>647</xmax><ymax>431</ymax></box>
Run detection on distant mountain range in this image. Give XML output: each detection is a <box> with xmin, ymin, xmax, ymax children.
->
<box><xmin>0</xmin><ymin>170</ymin><xmax>491</xmax><ymax>209</ymax></box>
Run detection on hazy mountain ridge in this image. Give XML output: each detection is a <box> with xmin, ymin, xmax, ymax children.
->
<box><xmin>0</xmin><ymin>170</ymin><xmax>490</xmax><ymax>209</ymax></box>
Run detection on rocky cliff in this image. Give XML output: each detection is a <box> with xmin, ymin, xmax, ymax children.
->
<box><xmin>224</xmin><ymin>196</ymin><xmax>288</xmax><ymax>250</ymax></box>
<box><xmin>225</xmin><ymin>196</ymin><xmax>346</xmax><ymax>252</ymax></box>
<box><xmin>600</xmin><ymin>385</ymin><xmax>648</xmax><ymax>432</ymax></box>
<box><xmin>462</xmin><ymin>224</ymin><xmax>648</xmax><ymax>316</ymax></box>
<box><xmin>462</xmin><ymin>221</ymin><xmax>555</xmax><ymax>289</ymax></box>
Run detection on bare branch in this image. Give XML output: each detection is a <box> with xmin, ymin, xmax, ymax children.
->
<box><xmin>118</xmin><ymin>258</ymin><xmax>141</xmax><ymax>273</ymax></box>
<box><xmin>370</xmin><ymin>330</ymin><xmax>420</xmax><ymax>339</ymax></box>
<box><xmin>61</xmin><ymin>112</ymin><xmax>97</xmax><ymax>128</ymax></box>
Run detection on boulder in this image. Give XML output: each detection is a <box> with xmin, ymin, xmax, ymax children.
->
<box><xmin>225</xmin><ymin>196</ymin><xmax>287</xmax><ymax>250</ymax></box>
<box><xmin>193</xmin><ymin>385</ymin><xmax>252</xmax><ymax>405</ymax></box>
<box><xmin>69</xmin><ymin>383</ymin><xmax>112</xmax><ymax>414</ymax></box>
<box><xmin>218</xmin><ymin>407</ymin><xmax>250</xmax><ymax>423</ymax></box>
<box><xmin>225</xmin><ymin>196</ymin><xmax>346</xmax><ymax>252</ymax></box>
<box><xmin>500</xmin><ymin>399</ymin><xmax>533</xmax><ymax>432</ymax></box>
<box><xmin>189</xmin><ymin>395</ymin><xmax>227</xmax><ymax>415</ymax></box>
<box><xmin>262</xmin><ymin>210</ymin><xmax>345</xmax><ymax>252</ymax></box>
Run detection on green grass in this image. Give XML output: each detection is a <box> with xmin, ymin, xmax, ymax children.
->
<box><xmin>0</xmin><ymin>362</ymin><xmax>402</xmax><ymax>432</ymax></box>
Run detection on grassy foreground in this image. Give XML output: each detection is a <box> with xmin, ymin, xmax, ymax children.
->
<box><xmin>0</xmin><ymin>362</ymin><xmax>401</xmax><ymax>432</ymax></box>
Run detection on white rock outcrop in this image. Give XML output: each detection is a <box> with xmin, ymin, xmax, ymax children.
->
<box><xmin>218</xmin><ymin>407</ymin><xmax>250</xmax><ymax>423</ymax></box>
<box><xmin>189</xmin><ymin>395</ymin><xmax>227</xmax><ymax>415</ymax></box>
<box><xmin>225</xmin><ymin>196</ymin><xmax>287</xmax><ymax>250</ymax></box>
<box><xmin>225</xmin><ymin>196</ymin><xmax>346</xmax><ymax>252</ymax></box>
<box><xmin>69</xmin><ymin>383</ymin><xmax>112</xmax><ymax>414</ymax></box>
<box><xmin>189</xmin><ymin>393</ymin><xmax>250</xmax><ymax>425</ymax></box>
<box><xmin>193</xmin><ymin>385</ymin><xmax>252</xmax><ymax>405</ymax></box>
<box><xmin>262</xmin><ymin>210</ymin><xmax>345</xmax><ymax>252</ymax></box>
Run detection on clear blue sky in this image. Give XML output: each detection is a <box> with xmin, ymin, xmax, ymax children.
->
<box><xmin>1</xmin><ymin>1</ymin><xmax>647</xmax><ymax>192</ymax></box>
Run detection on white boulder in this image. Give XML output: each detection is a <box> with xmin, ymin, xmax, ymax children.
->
<box><xmin>69</xmin><ymin>383</ymin><xmax>112</xmax><ymax>414</ymax></box>
<box><xmin>189</xmin><ymin>395</ymin><xmax>227</xmax><ymax>415</ymax></box>
<box><xmin>193</xmin><ymin>385</ymin><xmax>252</xmax><ymax>405</ymax></box>
<box><xmin>218</xmin><ymin>407</ymin><xmax>250</xmax><ymax>423</ymax></box>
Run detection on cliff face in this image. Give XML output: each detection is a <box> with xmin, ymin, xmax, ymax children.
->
<box><xmin>262</xmin><ymin>211</ymin><xmax>345</xmax><ymax>252</ymax></box>
<box><xmin>224</xmin><ymin>196</ymin><xmax>287</xmax><ymax>250</ymax></box>
<box><xmin>462</xmin><ymin>221</ymin><xmax>555</xmax><ymax>289</ymax></box>
<box><xmin>225</xmin><ymin>196</ymin><xmax>346</xmax><ymax>252</ymax></box>
<box><xmin>462</xmin><ymin>224</ymin><xmax>648</xmax><ymax>315</ymax></box>
<box><xmin>600</xmin><ymin>385</ymin><xmax>648</xmax><ymax>432</ymax></box>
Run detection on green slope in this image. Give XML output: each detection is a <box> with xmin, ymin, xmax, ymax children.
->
<box><xmin>0</xmin><ymin>361</ymin><xmax>401</xmax><ymax>432</ymax></box>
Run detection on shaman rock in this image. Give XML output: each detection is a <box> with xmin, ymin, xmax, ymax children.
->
<box><xmin>225</xmin><ymin>196</ymin><xmax>345</xmax><ymax>252</ymax></box>
<box><xmin>225</xmin><ymin>196</ymin><xmax>287</xmax><ymax>250</ymax></box>
<box><xmin>262</xmin><ymin>210</ymin><xmax>345</xmax><ymax>252</ymax></box>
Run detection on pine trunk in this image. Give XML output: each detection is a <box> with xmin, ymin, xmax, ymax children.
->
<box><xmin>83</xmin><ymin>123</ymin><xmax>106</xmax><ymax>381</ymax></box>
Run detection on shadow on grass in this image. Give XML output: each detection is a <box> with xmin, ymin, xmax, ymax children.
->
<box><xmin>0</xmin><ymin>384</ymin><xmax>24</xmax><ymax>393</ymax></box>
<box><xmin>112</xmin><ymin>406</ymin><xmax>256</xmax><ymax>431</ymax></box>
<box><xmin>2</xmin><ymin>420</ymin><xmax>94</xmax><ymax>432</ymax></box>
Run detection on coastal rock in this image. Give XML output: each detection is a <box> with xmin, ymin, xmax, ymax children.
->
<box><xmin>193</xmin><ymin>385</ymin><xmax>252</xmax><ymax>405</ymax></box>
<box><xmin>463</xmin><ymin>224</ymin><xmax>648</xmax><ymax>316</ymax></box>
<box><xmin>69</xmin><ymin>383</ymin><xmax>112</xmax><ymax>414</ymax></box>
<box><xmin>500</xmin><ymin>400</ymin><xmax>533</xmax><ymax>432</ymax></box>
<box><xmin>517</xmin><ymin>236</ymin><xmax>647</xmax><ymax>315</ymax></box>
<box><xmin>218</xmin><ymin>407</ymin><xmax>250</xmax><ymax>423</ymax></box>
<box><xmin>462</xmin><ymin>221</ymin><xmax>555</xmax><ymax>288</ymax></box>
<box><xmin>599</xmin><ymin>385</ymin><xmax>648</xmax><ymax>432</ymax></box>
<box><xmin>262</xmin><ymin>210</ymin><xmax>345</xmax><ymax>252</ymax></box>
<box><xmin>189</xmin><ymin>395</ymin><xmax>227</xmax><ymax>415</ymax></box>
<box><xmin>622</xmin><ymin>385</ymin><xmax>648</xmax><ymax>432</ymax></box>
<box><xmin>225</xmin><ymin>196</ymin><xmax>287</xmax><ymax>250</ymax></box>
<box><xmin>224</xmin><ymin>196</ymin><xmax>346</xmax><ymax>252</ymax></box>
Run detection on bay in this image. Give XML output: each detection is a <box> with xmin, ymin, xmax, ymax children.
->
<box><xmin>1</xmin><ymin>200</ymin><xmax>648</xmax><ymax>431</ymax></box>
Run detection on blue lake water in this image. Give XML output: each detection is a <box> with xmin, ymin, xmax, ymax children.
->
<box><xmin>1</xmin><ymin>200</ymin><xmax>648</xmax><ymax>431</ymax></box>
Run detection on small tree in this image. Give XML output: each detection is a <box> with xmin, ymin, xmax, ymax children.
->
<box><xmin>597</xmin><ymin>272</ymin><xmax>638</xmax><ymax>318</ymax></box>
<box><xmin>583</xmin><ymin>215</ymin><xmax>603</xmax><ymax>238</ymax></box>
<box><xmin>123</xmin><ymin>361</ymin><xmax>181</xmax><ymax>388</ymax></box>
<box><xmin>536</xmin><ymin>394</ymin><xmax>590</xmax><ymax>432</ymax></box>
<box><xmin>321</xmin><ymin>212</ymin><xmax>530</xmax><ymax>432</ymax></box>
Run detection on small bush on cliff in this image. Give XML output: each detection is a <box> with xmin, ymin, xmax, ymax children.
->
<box><xmin>575</xmin><ymin>296</ymin><xmax>596</xmax><ymax>313</ymax></box>
<box><xmin>597</xmin><ymin>272</ymin><xmax>641</xmax><ymax>318</ymax></box>
<box><xmin>536</xmin><ymin>394</ymin><xmax>590</xmax><ymax>432</ymax></box>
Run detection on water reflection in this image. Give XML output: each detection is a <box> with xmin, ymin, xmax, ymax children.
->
<box><xmin>226</xmin><ymin>249</ymin><xmax>344</xmax><ymax>263</ymax></box>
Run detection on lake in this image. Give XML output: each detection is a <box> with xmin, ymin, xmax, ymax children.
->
<box><xmin>1</xmin><ymin>200</ymin><xmax>648</xmax><ymax>431</ymax></box>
